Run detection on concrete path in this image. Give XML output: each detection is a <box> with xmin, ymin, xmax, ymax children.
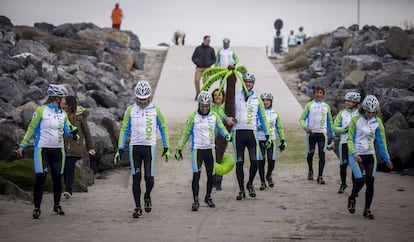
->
<box><xmin>153</xmin><ymin>46</ymin><xmax>303</xmax><ymax>127</ymax></box>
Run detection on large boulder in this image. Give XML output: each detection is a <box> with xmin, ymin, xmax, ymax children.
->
<box><xmin>384</xmin><ymin>27</ymin><xmax>412</xmax><ymax>59</ymax></box>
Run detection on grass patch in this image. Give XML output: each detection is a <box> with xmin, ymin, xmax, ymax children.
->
<box><xmin>0</xmin><ymin>159</ymin><xmax>53</xmax><ymax>191</ymax></box>
<box><xmin>278</xmin><ymin>126</ymin><xmax>306</xmax><ymax>165</ymax></box>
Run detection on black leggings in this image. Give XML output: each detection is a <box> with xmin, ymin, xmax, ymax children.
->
<box><xmin>306</xmin><ymin>133</ymin><xmax>326</xmax><ymax>176</ymax></box>
<box><xmin>350</xmin><ymin>155</ymin><xmax>375</xmax><ymax>210</ymax></box>
<box><xmin>34</xmin><ymin>148</ymin><xmax>64</xmax><ymax>209</ymax></box>
<box><xmin>131</xmin><ymin>145</ymin><xmax>154</xmax><ymax>208</ymax></box>
<box><xmin>192</xmin><ymin>149</ymin><xmax>215</xmax><ymax>200</ymax></box>
<box><xmin>64</xmin><ymin>156</ymin><xmax>80</xmax><ymax>194</ymax></box>
<box><xmin>339</xmin><ymin>143</ymin><xmax>355</xmax><ymax>185</ymax></box>
<box><xmin>259</xmin><ymin>140</ymin><xmax>276</xmax><ymax>182</ymax></box>
<box><xmin>234</xmin><ymin>130</ymin><xmax>260</xmax><ymax>191</ymax></box>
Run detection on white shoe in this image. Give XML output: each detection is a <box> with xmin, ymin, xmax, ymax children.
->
<box><xmin>63</xmin><ymin>191</ymin><xmax>71</xmax><ymax>199</ymax></box>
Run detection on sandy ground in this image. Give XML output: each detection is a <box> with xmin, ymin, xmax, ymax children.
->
<box><xmin>1</xmin><ymin>49</ymin><xmax>413</xmax><ymax>242</ymax></box>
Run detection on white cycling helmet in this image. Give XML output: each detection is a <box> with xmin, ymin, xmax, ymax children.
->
<box><xmin>260</xmin><ymin>92</ymin><xmax>273</xmax><ymax>100</ymax></box>
<box><xmin>135</xmin><ymin>80</ymin><xmax>152</xmax><ymax>99</ymax></box>
<box><xmin>345</xmin><ymin>91</ymin><xmax>361</xmax><ymax>103</ymax></box>
<box><xmin>47</xmin><ymin>84</ymin><xmax>68</xmax><ymax>97</ymax></box>
<box><xmin>242</xmin><ymin>73</ymin><xmax>256</xmax><ymax>82</ymax></box>
<box><xmin>362</xmin><ymin>95</ymin><xmax>380</xmax><ymax>112</ymax></box>
<box><xmin>197</xmin><ymin>91</ymin><xmax>212</xmax><ymax>104</ymax></box>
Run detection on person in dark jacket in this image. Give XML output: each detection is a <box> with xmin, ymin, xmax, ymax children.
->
<box><xmin>191</xmin><ymin>35</ymin><xmax>216</xmax><ymax>101</ymax></box>
<box><xmin>61</xmin><ymin>96</ymin><xmax>96</xmax><ymax>199</ymax></box>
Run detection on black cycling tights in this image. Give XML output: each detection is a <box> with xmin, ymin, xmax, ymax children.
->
<box><xmin>132</xmin><ymin>173</ymin><xmax>154</xmax><ymax>208</ymax></box>
<box><xmin>350</xmin><ymin>154</ymin><xmax>375</xmax><ymax>210</ymax></box>
<box><xmin>33</xmin><ymin>148</ymin><xmax>63</xmax><ymax>208</ymax></box>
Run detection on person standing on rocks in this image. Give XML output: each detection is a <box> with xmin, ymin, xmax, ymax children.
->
<box><xmin>257</xmin><ymin>92</ymin><xmax>286</xmax><ymax>190</ymax></box>
<box><xmin>174</xmin><ymin>91</ymin><xmax>231</xmax><ymax>211</ymax></box>
<box><xmin>16</xmin><ymin>84</ymin><xmax>80</xmax><ymax>219</ymax></box>
<box><xmin>226</xmin><ymin>73</ymin><xmax>271</xmax><ymax>200</ymax></box>
<box><xmin>114</xmin><ymin>80</ymin><xmax>170</xmax><ymax>219</ymax></box>
<box><xmin>347</xmin><ymin>95</ymin><xmax>393</xmax><ymax>220</ymax></box>
<box><xmin>60</xmin><ymin>95</ymin><xmax>96</xmax><ymax>200</ymax></box>
<box><xmin>111</xmin><ymin>3</ymin><xmax>124</xmax><ymax>29</ymax></box>
<box><xmin>299</xmin><ymin>86</ymin><xmax>335</xmax><ymax>184</ymax></box>
<box><xmin>191</xmin><ymin>35</ymin><xmax>216</xmax><ymax>101</ymax></box>
<box><xmin>333</xmin><ymin>91</ymin><xmax>361</xmax><ymax>194</ymax></box>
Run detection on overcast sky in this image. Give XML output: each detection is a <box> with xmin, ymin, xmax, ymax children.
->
<box><xmin>1</xmin><ymin>0</ymin><xmax>413</xmax><ymax>47</ymax></box>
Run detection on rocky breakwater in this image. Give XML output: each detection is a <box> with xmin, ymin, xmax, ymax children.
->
<box><xmin>0</xmin><ymin>15</ymin><xmax>150</xmax><ymax>196</ymax></box>
<box><xmin>284</xmin><ymin>24</ymin><xmax>414</xmax><ymax>172</ymax></box>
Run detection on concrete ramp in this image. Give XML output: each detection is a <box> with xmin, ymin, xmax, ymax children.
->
<box><xmin>153</xmin><ymin>46</ymin><xmax>303</xmax><ymax>127</ymax></box>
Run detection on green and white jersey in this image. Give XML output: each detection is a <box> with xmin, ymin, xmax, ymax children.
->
<box><xmin>257</xmin><ymin>107</ymin><xmax>285</xmax><ymax>142</ymax></box>
<box><xmin>19</xmin><ymin>103</ymin><xmax>73</xmax><ymax>149</ymax></box>
<box><xmin>347</xmin><ymin>114</ymin><xmax>390</xmax><ymax>162</ymax></box>
<box><xmin>334</xmin><ymin>108</ymin><xmax>358</xmax><ymax>144</ymax></box>
<box><xmin>299</xmin><ymin>99</ymin><xmax>335</xmax><ymax>137</ymax></box>
<box><xmin>234</xmin><ymin>90</ymin><xmax>269</xmax><ymax>135</ymax></box>
<box><xmin>177</xmin><ymin>110</ymin><xmax>229</xmax><ymax>150</ymax></box>
<box><xmin>215</xmin><ymin>47</ymin><xmax>238</xmax><ymax>67</ymax></box>
<box><xmin>117</xmin><ymin>102</ymin><xmax>169</xmax><ymax>148</ymax></box>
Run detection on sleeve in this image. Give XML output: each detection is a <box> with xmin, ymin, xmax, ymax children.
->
<box><xmin>80</xmin><ymin>115</ymin><xmax>95</xmax><ymax>150</ymax></box>
<box><xmin>19</xmin><ymin>106</ymin><xmax>43</xmax><ymax>149</ymax></box>
<box><xmin>257</xmin><ymin>98</ymin><xmax>270</xmax><ymax>136</ymax></box>
<box><xmin>375</xmin><ymin>118</ymin><xmax>391</xmax><ymax>163</ymax></box>
<box><xmin>214</xmin><ymin>112</ymin><xmax>229</xmax><ymax>138</ymax></box>
<box><xmin>326</xmin><ymin>104</ymin><xmax>335</xmax><ymax>138</ymax></box>
<box><xmin>63</xmin><ymin>114</ymin><xmax>73</xmax><ymax>137</ymax></box>
<box><xmin>347</xmin><ymin>115</ymin><xmax>358</xmax><ymax>157</ymax></box>
<box><xmin>275</xmin><ymin>111</ymin><xmax>286</xmax><ymax>141</ymax></box>
<box><xmin>155</xmin><ymin>105</ymin><xmax>169</xmax><ymax>148</ymax></box>
<box><xmin>117</xmin><ymin>105</ymin><xmax>133</xmax><ymax>149</ymax></box>
<box><xmin>333</xmin><ymin>110</ymin><xmax>346</xmax><ymax>134</ymax></box>
<box><xmin>214</xmin><ymin>48</ymin><xmax>221</xmax><ymax>66</ymax></box>
<box><xmin>232</xmin><ymin>48</ymin><xmax>239</xmax><ymax>65</ymax></box>
<box><xmin>191</xmin><ymin>47</ymin><xmax>198</xmax><ymax>66</ymax></box>
<box><xmin>299</xmin><ymin>102</ymin><xmax>311</xmax><ymax>130</ymax></box>
<box><xmin>177</xmin><ymin>111</ymin><xmax>196</xmax><ymax>150</ymax></box>
<box><xmin>209</xmin><ymin>47</ymin><xmax>216</xmax><ymax>66</ymax></box>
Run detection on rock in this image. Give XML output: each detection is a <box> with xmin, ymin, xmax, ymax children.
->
<box><xmin>384</xmin><ymin>27</ymin><xmax>412</xmax><ymax>59</ymax></box>
<box><xmin>384</xmin><ymin>112</ymin><xmax>409</xmax><ymax>131</ymax></box>
<box><xmin>341</xmin><ymin>55</ymin><xmax>383</xmax><ymax>76</ymax></box>
<box><xmin>383</xmin><ymin>129</ymin><xmax>414</xmax><ymax>170</ymax></box>
<box><xmin>0</xmin><ymin>16</ymin><xmax>13</xmax><ymax>28</ymax></box>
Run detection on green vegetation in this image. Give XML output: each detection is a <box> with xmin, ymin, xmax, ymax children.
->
<box><xmin>0</xmin><ymin>159</ymin><xmax>53</xmax><ymax>191</ymax></box>
<box><xmin>278</xmin><ymin>126</ymin><xmax>306</xmax><ymax>165</ymax></box>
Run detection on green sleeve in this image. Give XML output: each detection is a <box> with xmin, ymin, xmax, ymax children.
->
<box><xmin>213</xmin><ymin>112</ymin><xmax>229</xmax><ymax>138</ymax></box>
<box><xmin>177</xmin><ymin>111</ymin><xmax>196</xmax><ymax>150</ymax></box>
<box><xmin>19</xmin><ymin>105</ymin><xmax>45</xmax><ymax>149</ymax></box>
<box><xmin>347</xmin><ymin>115</ymin><xmax>359</xmax><ymax>156</ymax></box>
<box><xmin>299</xmin><ymin>101</ymin><xmax>311</xmax><ymax>130</ymax></box>
<box><xmin>326</xmin><ymin>104</ymin><xmax>335</xmax><ymax>138</ymax></box>
<box><xmin>117</xmin><ymin>104</ymin><xmax>133</xmax><ymax>149</ymax></box>
<box><xmin>232</xmin><ymin>48</ymin><xmax>239</xmax><ymax>65</ymax></box>
<box><xmin>275</xmin><ymin>111</ymin><xmax>286</xmax><ymax>141</ymax></box>
<box><xmin>155</xmin><ymin>105</ymin><xmax>169</xmax><ymax>148</ymax></box>
<box><xmin>257</xmin><ymin>98</ymin><xmax>270</xmax><ymax>136</ymax></box>
<box><xmin>333</xmin><ymin>110</ymin><xmax>346</xmax><ymax>133</ymax></box>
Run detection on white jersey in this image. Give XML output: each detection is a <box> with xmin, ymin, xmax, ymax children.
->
<box><xmin>19</xmin><ymin>103</ymin><xmax>72</xmax><ymax>149</ymax></box>
<box><xmin>215</xmin><ymin>47</ymin><xmax>238</xmax><ymax>67</ymax></box>
<box><xmin>118</xmin><ymin>103</ymin><xmax>169</xmax><ymax>148</ymax></box>
<box><xmin>334</xmin><ymin>108</ymin><xmax>359</xmax><ymax>144</ymax></box>
<box><xmin>233</xmin><ymin>91</ymin><xmax>269</xmax><ymax>133</ymax></box>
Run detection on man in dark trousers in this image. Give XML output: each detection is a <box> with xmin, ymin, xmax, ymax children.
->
<box><xmin>191</xmin><ymin>35</ymin><xmax>216</xmax><ymax>101</ymax></box>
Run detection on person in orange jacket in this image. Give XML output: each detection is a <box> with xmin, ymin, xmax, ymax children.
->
<box><xmin>111</xmin><ymin>3</ymin><xmax>124</xmax><ymax>29</ymax></box>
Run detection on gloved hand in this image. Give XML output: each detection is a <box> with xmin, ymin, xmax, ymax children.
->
<box><xmin>265</xmin><ymin>135</ymin><xmax>272</xmax><ymax>149</ymax></box>
<box><xmin>225</xmin><ymin>134</ymin><xmax>232</xmax><ymax>142</ymax></box>
<box><xmin>114</xmin><ymin>149</ymin><xmax>123</xmax><ymax>165</ymax></box>
<box><xmin>161</xmin><ymin>147</ymin><xmax>170</xmax><ymax>162</ymax></box>
<box><xmin>279</xmin><ymin>140</ymin><xmax>287</xmax><ymax>152</ymax></box>
<box><xmin>70</xmin><ymin>127</ymin><xmax>80</xmax><ymax>141</ymax></box>
<box><xmin>175</xmin><ymin>149</ymin><xmax>183</xmax><ymax>161</ymax></box>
